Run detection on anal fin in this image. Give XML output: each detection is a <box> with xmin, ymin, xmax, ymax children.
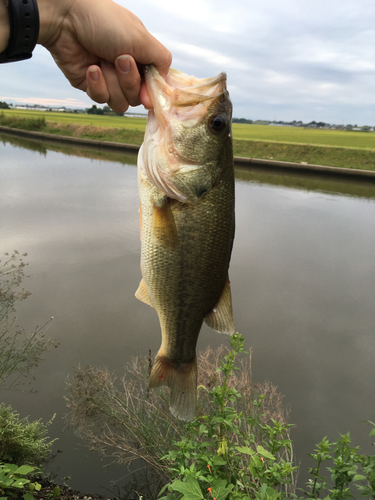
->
<box><xmin>135</xmin><ymin>278</ymin><xmax>152</xmax><ymax>307</ymax></box>
<box><xmin>204</xmin><ymin>278</ymin><xmax>235</xmax><ymax>334</ymax></box>
<box><xmin>151</xmin><ymin>198</ymin><xmax>178</xmax><ymax>248</ymax></box>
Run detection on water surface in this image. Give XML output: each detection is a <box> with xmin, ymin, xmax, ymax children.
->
<box><xmin>1</xmin><ymin>134</ymin><xmax>374</xmax><ymax>496</ymax></box>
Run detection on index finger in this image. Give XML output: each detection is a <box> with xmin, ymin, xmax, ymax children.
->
<box><xmin>135</xmin><ymin>32</ymin><xmax>172</xmax><ymax>79</ymax></box>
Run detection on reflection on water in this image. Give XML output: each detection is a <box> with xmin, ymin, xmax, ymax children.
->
<box><xmin>0</xmin><ymin>132</ymin><xmax>138</xmax><ymax>165</ymax></box>
<box><xmin>1</xmin><ymin>133</ymin><xmax>375</xmax><ymax>496</ymax></box>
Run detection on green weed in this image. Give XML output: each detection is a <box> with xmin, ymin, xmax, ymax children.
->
<box><xmin>159</xmin><ymin>333</ymin><xmax>296</xmax><ymax>500</ymax></box>
<box><xmin>0</xmin><ymin>462</ymin><xmax>41</xmax><ymax>500</ymax></box>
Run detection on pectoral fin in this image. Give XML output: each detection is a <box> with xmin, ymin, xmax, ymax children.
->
<box><xmin>151</xmin><ymin>198</ymin><xmax>178</xmax><ymax>248</ymax></box>
<box><xmin>204</xmin><ymin>278</ymin><xmax>235</xmax><ymax>334</ymax></box>
<box><xmin>135</xmin><ymin>278</ymin><xmax>152</xmax><ymax>307</ymax></box>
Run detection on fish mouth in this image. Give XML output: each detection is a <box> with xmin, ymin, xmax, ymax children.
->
<box><xmin>141</xmin><ymin>66</ymin><xmax>230</xmax><ymax>202</ymax></box>
<box><xmin>145</xmin><ymin>65</ymin><xmax>228</xmax><ymax>111</ymax></box>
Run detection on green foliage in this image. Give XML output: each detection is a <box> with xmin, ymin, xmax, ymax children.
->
<box><xmin>300</xmin><ymin>422</ymin><xmax>375</xmax><ymax>499</ymax></box>
<box><xmin>0</xmin><ymin>102</ymin><xmax>10</xmax><ymax>109</ymax></box>
<box><xmin>159</xmin><ymin>333</ymin><xmax>297</xmax><ymax>500</ymax></box>
<box><xmin>66</xmin><ymin>339</ymin><xmax>293</xmax><ymax>499</ymax></box>
<box><xmin>86</xmin><ymin>104</ymin><xmax>104</xmax><ymax>115</ymax></box>
<box><xmin>0</xmin><ymin>404</ymin><xmax>56</xmax><ymax>467</ymax></box>
<box><xmin>0</xmin><ymin>112</ymin><xmax>46</xmax><ymax>130</ymax></box>
<box><xmin>0</xmin><ymin>462</ymin><xmax>41</xmax><ymax>500</ymax></box>
<box><xmin>0</xmin><ymin>251</ymin><xmax>57</xmax><ymax>471</ymax></box>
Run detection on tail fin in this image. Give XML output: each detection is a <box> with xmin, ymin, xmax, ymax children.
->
<box><xmin>148</xmin><ymin>354</ymin><xmax>197</xmax><ymax>421</ymax></box>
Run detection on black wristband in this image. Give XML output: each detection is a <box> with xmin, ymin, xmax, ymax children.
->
<box><xmin>0</xmin><ymin>0</ymin><xmax>39</xmax><ymax>63</ymax></box>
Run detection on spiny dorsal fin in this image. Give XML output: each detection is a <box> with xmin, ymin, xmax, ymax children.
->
<box><xmin>204</xmin><ymin>278</ymin><xmax>235</xmax><ymax>334</ymax></box>
<box><xmin>151</xmin><ymin>198</ymin><xmax>178</xmax><ymax>248</ymax></box>
<box><xmin>135</xmin><ymin>278</ymin><xmax>152</xmax><ymax>307</ymax></box>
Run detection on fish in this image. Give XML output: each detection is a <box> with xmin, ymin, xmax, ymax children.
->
<box><xmin>136</xmin><ymin>65</ymin><xmax>235</xmax><ymax>421</ymax></box>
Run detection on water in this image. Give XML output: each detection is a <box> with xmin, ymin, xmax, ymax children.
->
<box><xmin>1</xmin><ymin>133</ymin><xmax>374</xmax><ymax>496</ymax></box>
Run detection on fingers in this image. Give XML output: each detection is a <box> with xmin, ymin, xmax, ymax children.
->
<box><xmin>114</xmin><ymin>55</ymin><xmax>142</xmax><ymax>108</ymax></box>
<box><xmin>140</xmin><ymin>81</ymin><xmax>153</xmax><ymax>110</ymax></box>
<box><xmin>145</xmin><ymin>37</ymin><xmax>172</xmax><ymax>79</ymax></box>
<box><xmin>86</xmin><ymin>65</ymin><xmax>109</xmax><ymax>104</ymax></box>
<box><xmin>85</xmin><ymin>55</ymin><xmax>143</xmax><ymax>113</ymax></box>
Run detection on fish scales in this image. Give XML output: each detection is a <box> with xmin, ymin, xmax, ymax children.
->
<box><xmin>136</xmin><ymin>65</ymin><xmax>235</xmax><ymax>421</ymax></box>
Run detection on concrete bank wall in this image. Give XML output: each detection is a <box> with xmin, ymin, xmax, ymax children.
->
<box><xmin>1</xmin><ymin>125</ymin><xmax>375</xmax><ymax>182</ymax></box>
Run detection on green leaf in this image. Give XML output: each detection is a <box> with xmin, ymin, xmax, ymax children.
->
<box><xmin>211</xmin><ymin>478</ymin><xmax>234</xmax><ymax>500</ymax></box>
<box><xmin>369</xmin><ymin>428</ymin><xmax>375</xmax><ymax>437</ymax></box>
<box><xmin>199</xmin><ymin>441</ymin><xmax>213</xmax><ymax>448</ymax></box>
<box><xmin>13</xmin><ymin>478</ymin><xmax>30</xmax><ymax>488</ymax></box>
<box><xmin>23</xmin><ymin>493</ymin><xmax>34</xmax><ymax>500</ymax></box>
<box><xmin>256</xmin><ymin>445</ymin><xmax>276</xmax><ymax>461</ymax></box>
<box><xmin>352</xmin><ymin>474</ymin><xmax>367</xmax><ymax>481</ymax></box>
<box><xmin>33</xmin><ymin>482</ymin><xmax>42</xmax><ymax>491</ymax></box>
<box><xmin>236</xmin><ymin>446</ymin><xmax>256</xmax><ymax>456</ymax></box>
<box><xmin>212</xmin><ymin>456</ymin><xmax>227</xmax><ymax>466</ymax></box>
<box><xmin>171</xmin><ymin>475</ymin><xmax>204</xmax><ymax>500</ymax></box>
<box><xmin>2</xmin><ymin>464</ymin><xmax>18</xmax><ymax>473</ymax></box>
<box><xmin>252</xmin><ymin>455</ymin><xmax>263</xmax><ymax>467</ymax></box>
<box><xmin>250</xmin><ymin>462</ymin><xmax>257</xmax><ymax>476</ymax></box>
<box><xmin>16</xmin><ymin>465</ymin><xmax>34</xmax><ymax>476</ymax></box>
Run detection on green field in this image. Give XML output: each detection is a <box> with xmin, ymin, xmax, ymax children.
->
<box><xmin>3</xmin><ymin>109</ymin><xmax>375</xmax><ymax>150</ymax></box>
<box><xmin>0</xmin><ymin>108</ymin><xmax>148</xmax><ymax>131</ymax></box>
<box><xmin>232</xmin><ymin>123</ymin><xmax>375</xmax><ymax>150</ymax></box>
<box><xmin>2</xmin><ymin>109</ymin><xmax>375</xmax><ymax>170</ymax></box>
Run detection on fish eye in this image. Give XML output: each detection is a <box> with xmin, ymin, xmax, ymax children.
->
<box><xmin>209</xmin><ymin>114</ymin><xmax>227</xmax><ymax>133</ymax></box>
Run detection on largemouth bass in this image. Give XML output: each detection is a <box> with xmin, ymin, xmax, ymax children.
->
<box><xmin>136</xmin><ymin>65</ymin><xmax>235</xmax><ymax>421</ymax></box>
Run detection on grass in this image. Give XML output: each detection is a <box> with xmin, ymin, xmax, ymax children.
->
<box><xmin>232</xmin><ymin>123</ymin><xmax>375</xmax><ymax>150</ymax></box>
<box><xmin>0</xmin><ymin>108</ymin><xmax>147</xmax><ymax>130</ymax></box>
<box><xmin>2</xmin><ymin>109</ymin><xmax>375</xmax><ymax>170</ymax></box>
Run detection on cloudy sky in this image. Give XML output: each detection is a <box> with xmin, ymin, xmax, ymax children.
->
<box><xmin>1</xmin><ymin>0</ymin><xmax>375</xmax><ymax>125</ymax></box>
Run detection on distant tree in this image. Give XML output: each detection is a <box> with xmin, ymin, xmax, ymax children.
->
<box><xmin>87</xmin><ymin>104</ymin><xmax>104</xmax><ymax>115</ymax></box>
<box><xmin>232</xmin><ymin>118</ymin><xmax>253</xmax><ymax>124</ymax></box>
<box><xmin>0</xmin><ymin>101</ymin><xmax>10</xmax><ymax>109</ymax></box>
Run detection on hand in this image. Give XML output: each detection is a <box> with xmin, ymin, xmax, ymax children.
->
<box><xmin>37</xmin><ymin>0</ymin><xmax>171</xmax><ymax>112</ymax></box>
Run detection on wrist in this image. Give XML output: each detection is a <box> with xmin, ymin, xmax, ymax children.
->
<box><xmin>0</xmin><ymin>0</ymin><xmax>10</xmax><ymax>53</ymax></box>
<box><xmin>37</xmin><ymin>0</ymin><xmax>74</xmax><ymax>47</ymax></box>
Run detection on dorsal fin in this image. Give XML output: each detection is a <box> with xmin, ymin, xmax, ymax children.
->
<box><xmin>204</xmin><ymin>278</ymin><xmax>235</xmax><ymax>334</ymax></box>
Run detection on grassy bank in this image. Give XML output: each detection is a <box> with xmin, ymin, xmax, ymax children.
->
<box><xmin>232</xmin><ymin>139</ymin><xmax>375</xmax><ymax>170</ymax></box>
<box><xmin>2</xmin><ymin>110</ymin><xmax>375</xmax><ymax>170</ymax></box>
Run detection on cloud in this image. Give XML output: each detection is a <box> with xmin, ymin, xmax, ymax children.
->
<box><xmin>0</xmin><ymin>96</ymin><xmax>88</xmax><ymax>107</ymax></box>
<box><xmin>1</xmin><ymin>0</ymin><xmax>375</xmax><ymax>124</ymax></box>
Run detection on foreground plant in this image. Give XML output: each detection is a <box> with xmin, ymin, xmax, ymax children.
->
<box><xmin>0</xmin><ymin>404</ymin><xmax>56</xmax><ymax>467</ymax></box>
<box><xmin>0</xmin><ymin>463</ymin><xmax>41</xmax><ymax>500</ymax></box>
<box><xmin>301</xmin><ymin>422</ymin><xmax>375</xmax><ymax>499</ymax></box>
<box><xmin>66</xmin><ymin>335</ymin><xmax>293</xmax><ymax>499</ymax></box>
<box><xmin>159</xmin><ymin>333</ymin><xmax>296</xmax><ymax>500</ymax></box>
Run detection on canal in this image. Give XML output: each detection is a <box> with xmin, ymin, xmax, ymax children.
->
<box><xmin>1</xmin><ymin>133</ymin><xmax>374</xmax><ymax>497</ymax></box>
